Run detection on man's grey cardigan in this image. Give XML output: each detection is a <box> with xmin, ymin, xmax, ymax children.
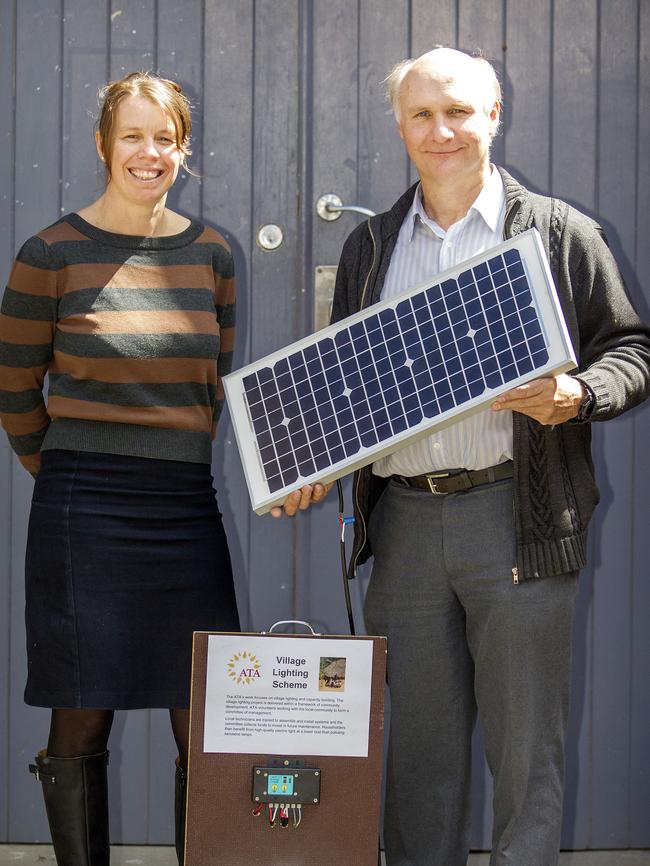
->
<box><xmin>330</xmin><ymin>168</ymin><xmax>650</xmax><ymax>581</ymax></box>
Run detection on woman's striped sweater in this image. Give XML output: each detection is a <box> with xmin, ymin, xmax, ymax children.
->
<box><xmin>0</xmin><ymin>213</ymin><xmax>235</xmax><ymax>474</ymax></box>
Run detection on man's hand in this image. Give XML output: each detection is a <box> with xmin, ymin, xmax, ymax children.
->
<box><xmin>270</xmin><ymin>482</ymin><xmax>334</xmax><ymax>518</ymax></box>
<box><xmin>491</xmin><ymin>374</ymin><xmax>585</xmax><ymax>425</ymax></box>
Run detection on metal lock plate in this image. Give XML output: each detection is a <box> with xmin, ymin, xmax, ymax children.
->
<box><xmin>314</xmin><ymin>265</ymin><xmax>338</xmax><ymax>332</ymax></box>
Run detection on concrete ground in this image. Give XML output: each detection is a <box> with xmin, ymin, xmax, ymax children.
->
<box><xmin>1</xmin><ymin>847</ymin><xmax>649</xmax><ymax>865</ymax></box>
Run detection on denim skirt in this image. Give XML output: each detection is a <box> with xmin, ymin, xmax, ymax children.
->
<box><xmin>24</xmin><ymin>449</ymin><xmax>240</xmax><ymax>709</ymax></box>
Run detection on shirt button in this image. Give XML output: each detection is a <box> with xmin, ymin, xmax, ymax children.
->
<box><xmin>433</xmin><ymin>442</ymin><xmax>441</xmax><ymax>450</ymax></box>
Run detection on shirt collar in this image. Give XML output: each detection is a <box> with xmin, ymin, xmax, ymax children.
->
<box><xmin>406</xmin><ymin>166</ymin><xmax>505</xmax><ymax>241</ymax></box>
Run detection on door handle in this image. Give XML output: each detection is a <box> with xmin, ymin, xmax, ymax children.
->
<box><xmin>316</xmin><ymin>193</ymin><xmax>376</xmax><ymax>221</ymax></box>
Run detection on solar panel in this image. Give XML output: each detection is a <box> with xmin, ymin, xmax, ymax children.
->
<box><xmin>224</xmin><ymin>228</ymin><xmax>577</xmax><ymax>514</ymax></box>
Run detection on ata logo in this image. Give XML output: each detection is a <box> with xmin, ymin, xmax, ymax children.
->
<box><xmin>227</xmin><ymin>650</ymin><xmax>262</xmax><ymax>685</ymax></box>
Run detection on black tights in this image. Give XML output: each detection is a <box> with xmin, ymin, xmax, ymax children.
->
<box><xmin>47</xmin><ymin>707</ymin><xmax>190</xmax><ymax>768</ymax></box>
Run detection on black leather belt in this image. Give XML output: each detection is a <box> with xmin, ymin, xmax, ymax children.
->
<box><xmin>393</xmin><ymin>460</ymin><xmax>513</xmax><ymax>495</ymax></box>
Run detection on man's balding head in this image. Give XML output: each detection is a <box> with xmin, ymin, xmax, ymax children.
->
<box><xmin>386</xmin><ymin>47</ymin><xmax>502</xmax><ymax>128</ymax></box>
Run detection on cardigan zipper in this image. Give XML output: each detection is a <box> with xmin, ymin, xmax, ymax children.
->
<box><xmin>351</xmin><ymin>219</ymin><xmax>377</xmax><ymax>577</ymax></box>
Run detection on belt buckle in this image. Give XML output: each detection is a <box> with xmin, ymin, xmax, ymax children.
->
<box><xmin>425</xmin><ymin>472</ymin><xmax>450</xmax><ymax>495</ymax></box>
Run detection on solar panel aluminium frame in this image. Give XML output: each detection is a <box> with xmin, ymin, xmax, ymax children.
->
<box><xmin>224</xmin><ymin>228</ymin><xmax>577</xmax><ymax>515</ymax></box>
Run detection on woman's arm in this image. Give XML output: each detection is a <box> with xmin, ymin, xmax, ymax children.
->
<box><xmin>0</xmin><ymin>234</ymin><xmax>58</xmax><ymax>474</ymax></box>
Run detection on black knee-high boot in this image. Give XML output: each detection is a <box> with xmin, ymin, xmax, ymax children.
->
<box><xmin>175</xmin><ymin>758</ymin><xmax>187</xmax><ymax>865</ymax></box>
<box><xmin>30</xmin><ymin>750</ymin><xmax>110</xmax><ymax>866</ymax></box>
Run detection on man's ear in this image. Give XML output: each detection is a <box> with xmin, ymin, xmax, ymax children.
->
<box><xmin>397</xmin><ymin>121</ymin><xmax>405</xmax><ymax>141</ymax></box>
<box><xmin>489</xmin><ymin>101</ymin><xmax>501</xmax><ymax>131</ymax></box>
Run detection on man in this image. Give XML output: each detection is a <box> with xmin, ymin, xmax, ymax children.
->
<box><xmin>275</xmin><ymin>48</ymin><xmax>650</xmax><ymax>865</ymax></box>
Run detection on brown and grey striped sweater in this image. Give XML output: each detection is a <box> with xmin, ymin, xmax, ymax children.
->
<box><xmin>0</xmin><ymin>213</ymin><xmax>235</xmax><ymax>474</ymax></box>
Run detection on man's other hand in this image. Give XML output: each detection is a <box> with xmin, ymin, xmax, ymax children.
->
<box><xmin>491</xmin><ymin>374</ymin><xmax>585</xmax><ymax>425</ymax></box>
<box><xmin>270</xmin><ymin>482</ymin><xmax>334</xmax><ymax>518</ymax></box>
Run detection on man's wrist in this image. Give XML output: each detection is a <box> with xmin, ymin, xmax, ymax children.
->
<box><xmin>572</xmin><ymin>376</ymin><xmax>596</xmax><ymax>421</ymax></box>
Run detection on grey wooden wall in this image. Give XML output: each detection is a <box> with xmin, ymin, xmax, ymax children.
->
<box><xmin>0</xmin><ymin>0</ymin><xmax>648</xmax><ymax>850</ymax></box>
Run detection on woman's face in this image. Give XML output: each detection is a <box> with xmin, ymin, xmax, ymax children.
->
<box><xmin>98</xmin><ymin>94</ymin><xmax>182</xmax><ymax>207</ymax></box>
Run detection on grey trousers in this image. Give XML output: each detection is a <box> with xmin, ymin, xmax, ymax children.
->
<box><xmin>364</xmin><ymin>478</ymin><xmax>579</xmax><ymax>866</ymax></box>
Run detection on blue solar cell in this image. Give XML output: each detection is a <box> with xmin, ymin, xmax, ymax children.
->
<box><xmin>516</xmin><ymin>356</ymin><xmax>534</xmax><ymax>375</ymax></box>
<box><xmin>381</xmin><ymin>384</ymin><xmax>399</xmax><ymax>407</ymax></box>
<box><xmin>341</xmin><ymin>356</ymin><xmax>358</xmax><ymax>378</ymax></box>
<box><xmin>375</xmin><ymin>356</ymin><xmax>392</xmax><ymax>378</ymax></box>
<box><xmin>314</xmin><ymin>451</ymin><xmax>330</xmax><ymax>471</ymax></box>
<box><xmin>291</xmin><ymin>425</ymin><xmax>308</xmax><ymax>446</ymax></box>
<box><xmin>488</xmin><ymin>255</ymin><xmax>504</xmax><ymax>275</ymax></box>
<box><xmin>503</xmin><ymin>248</ymin><xmax>520</xmax><ymax>265</ymax></box>
<box><xmin>367</xmin><ymin>322</ymin><xmax>385</xmax><ymax>347</ymax></box>
<box><xmin>386</xmin><ymin>336</ymin><xmax>406</xmax><ymax>367</ymax></box>
<box><xmin>438</xmin><ymin>393</ymin><xmax>455</xmax><ymax>412</ymax></box>
<box><xmin>485</xmin><ymin>370</ymin><xmax>503</xmax><ymax>389</ymax></box>
<box><xmin>512</xmin><ymin>342</ymin><xmax>530</xmax><ymax>362</ymax></box>
<box><xmin>372</xmin><ymin>406</ymin><xmax>389</xmax><ymax>427</ymax></box>
<box><xmin>357</xmin><ymin>349</ymin><xmax>373</xmax><ymax>371</ymax></box>
<box><xmin>501</xmin><ymin>298</ymin><xmax>517</xmax><ymax>318</ymax></box>
<box><xmin>353</xmin><ymin>332</ymin><xmax>371</xmax><ymax>355</ymax></box>
<box><xmin>449</xmin><ymin>305</ymin><xmax>467</xmax><ymax>326</ymax></box>
<box><xmin>364</xmin><ymin>378</ymin><xmax>381</xmax><ymax>399</ymax></box>
<box><xmin>527</xmin><ymin>334</ymin><xmax>546</xmax><ymax>355</ymax></box>
<box><xmin>360</xmin><ymin>429</ymin><xmax>378</xmax><ymax>448</ymax></box>
<box><xmin>508</xmin><ymin>325</ymin><xmax>525</xmax><ymax>346</ymax></box>
<box><xmin>403</xmin><ymin>328</ymin><xmax>423</xmax><ymax>351</ymax></box>
<box><xmin>324</xmin><ymin>362</ymin><xmax>344</xmax><ymax>387</ymax></box>
<box><xmin>295</xmin><ymin>378</ymin><xmax>311</xmax><ymax>399</ymax></box>
<box><xmin>379</xmin><ymin>307</ymin><xmax>399</xmax><ymax>339</ymax></box>
<box><xmin>430</xmin><ymin>362</ymin><xmax>446</xmax><ymax>382</ymax></box>
<box><xmin>474</xmin><ymin>261</ymin><xmax>489</xmax><ymax>280</ymax></box>
<box><xmin>485</xmin><ymin>305</ymin><xmax>503</xmax><ymax>325</ymax></box>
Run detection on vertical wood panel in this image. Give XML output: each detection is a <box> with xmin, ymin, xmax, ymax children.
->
<box><xmin>305</xmin><ymin>0</ymin><xmax>360</xmax><ymax>634</ymax></box>
<box><xmin>631</xmin><ymin>0</ymin><xmax>650</xmax><ymax>845</ymax></box>
<box><xmin>411</xmin><ymin>0</ymin><xmax>457</xmax><ymax>55</ymax></box>
<box><xmin>551</xmin><ymin>7</ymin><xmax>598</xmax><ymax>846</ymax></box>
<box><xmin>590</xmin><ymin>0</ymin><xmax>639</xmax><ymax>848</ymax></box>
<box><xmin>0</xmin><ymin>0</ymin><xmax>16</xmax><ymax>839</ymax></box>
<box><xmin>458</xmin><ymin>0</ymin><xmax>505</xmax><ymax>167</ymax></box>
<box><xmin>503</xmin><ymin>0</ymin><xmax>552</xmax><ymax>191</ymax></box>
<box><xmin>409</xmin><ymin>0</ymin><xmax>457</xmax><ymax>186</ymax></box>
<box><xmin>247</xmin><ymin>0</ymin><xmax>302</xmax><ymax>629</ymax></box>
<box><xmin>157</xmin><ymin>0</ymin><xmax>203</xmax><ymax>219</ymax></box>
<box><xmin>202</xmin><ymin>0</ymin><xmax>254</xmax><ymax>635</ymax></box>
<box><xmin>358</xmin><ymin>0</ymin><xmax>410</xmax><ymax>212</ymax></box>
<box><xmin>551</xmin><ymin>0</ymin><xmax>597</xmax><ymax>208</ymax></box>
<box><xmin>109</xmin><ymin>0</ymin><xmax>155</xmax><ymax>79</ymax></box>
<box><xmin>9</xmin><ymin>0</ymin><xmax>63</xmax><ymax>841</ymax></box>
<box><xmin>61</xmin><ymin>0</ymin><xmax>108</xmax><ymax>215</ymax></box>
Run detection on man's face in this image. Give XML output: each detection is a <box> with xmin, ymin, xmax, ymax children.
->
<box><xmin>397</xmin><ymin>58</ymin><xmax>500</xmax><ymax>188</ymax></box>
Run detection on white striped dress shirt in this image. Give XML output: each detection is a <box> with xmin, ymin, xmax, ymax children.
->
<box><xmin>373</xmin><ymin>167</ymin><xmax>513</xmax><ymax>478</ymax></box>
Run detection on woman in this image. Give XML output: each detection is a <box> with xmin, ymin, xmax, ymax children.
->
<box><xmin>0</xmin><ymin>72</ymin><xmax>240</xmax><ymax>865</ymax></box>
